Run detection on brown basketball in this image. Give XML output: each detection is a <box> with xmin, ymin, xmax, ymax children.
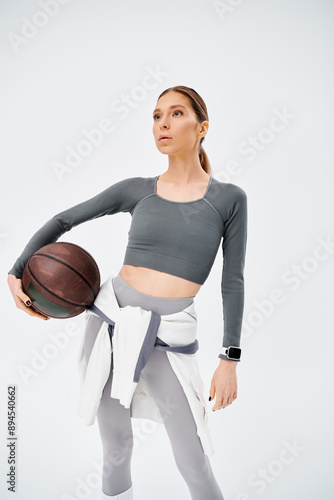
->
<box><xmin>21</xmin><ymin>242</ymin><xmax>100</xmax><ymax>319</ymax></box>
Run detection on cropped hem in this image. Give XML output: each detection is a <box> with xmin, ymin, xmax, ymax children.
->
<box><xmin>123</xmin><ymin>247</ymin><xmax>209</xmax><ymax>284</ymax></box>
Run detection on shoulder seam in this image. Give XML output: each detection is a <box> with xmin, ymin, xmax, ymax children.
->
<box><xmin>202</xmin><ymin>198</ymin><xmax>225</xmax><ymax>225</ymax></box>
<box><xmin>130</xmin><ymin>193</ymin><xmax>156</xmax><ymax>215</ymax></box>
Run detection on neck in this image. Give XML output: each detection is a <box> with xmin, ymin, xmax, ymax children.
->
<box><xmin>163</xmin><ymin>151</ymin><xmax>208</xmax><ymax>184</ymax></box>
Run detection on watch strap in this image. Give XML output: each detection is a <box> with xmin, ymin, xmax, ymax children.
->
<box><xmin>219</xmin><ymin>346</ymin><xmax>241</xmax><ymax>360</ymax></box>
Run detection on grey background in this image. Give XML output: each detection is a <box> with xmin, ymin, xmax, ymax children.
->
<box><xmin>1</xmin><ymin>0</ymin><xmax>333</xmax><ymax>499</ymax></box>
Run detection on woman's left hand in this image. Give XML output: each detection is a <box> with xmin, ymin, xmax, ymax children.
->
<box><xmin>209</xmin><ymin>359</ymin><xmax>238</xmax><ymax>411</ymax></box>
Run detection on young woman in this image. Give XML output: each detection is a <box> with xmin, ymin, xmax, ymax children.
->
<box><xmin>7</xmin><ymin>86</ymin><xmax>247</xmax><ymax>500</ymax></box>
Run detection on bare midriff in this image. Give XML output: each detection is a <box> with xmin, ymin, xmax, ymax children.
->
<box><xmin>119</xmin><ymin>265</ymin><xmax>201</xmax><ymax>298</ymax></box>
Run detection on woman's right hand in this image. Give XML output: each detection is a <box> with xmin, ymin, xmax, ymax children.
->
<box><xmin>7</xmin><ymin>274</ymin><xmax>50</xmax><ymax>320</ymax></box>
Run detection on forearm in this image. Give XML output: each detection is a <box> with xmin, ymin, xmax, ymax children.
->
<box><xmin>8</xmin><ymin>217</ymin><xmax>69</xmax><ymax>279</ymax></box>
<box><xmin>218</xmin><ymin>288</ymin><xmax>244</xmax><ymax>362</ymax></box>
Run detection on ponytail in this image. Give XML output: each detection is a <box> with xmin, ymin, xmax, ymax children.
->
<box><xmin>199</xmin><ymin>140</ymin><xmax>211</xmax><ymax>175</ymax></box>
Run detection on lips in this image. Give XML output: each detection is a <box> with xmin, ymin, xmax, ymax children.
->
<box><xmin>159</xmin><ymin>135</ymin><xmax>172</xmax><ymax>141</ymax></box>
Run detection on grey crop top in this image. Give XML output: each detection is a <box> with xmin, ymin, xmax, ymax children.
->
<box><xmin>8</xmin><ymin>175</ymin><xmax>248</xmax><ymax>360</ymax></box>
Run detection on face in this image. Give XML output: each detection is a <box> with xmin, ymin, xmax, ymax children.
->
<box><xmin>152</xmin><ymin>91</ymin><xmax>208</xmax><ymax>156</ymax></box>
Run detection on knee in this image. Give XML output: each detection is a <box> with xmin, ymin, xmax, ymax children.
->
<box><xmin>98</xmin><ymin>397</ymin><xmax>133</xmax><ymax>451</ymax></box>
<box><xmin>102</xmin><ymin>430</ymin><xmax>133</xmax><ymax>462</ymax></box>
<box><xmin>177</xmin><ymin>453</ymin><xmax>213</xmax><ymax>484</ymax></box>
<box><xmin>100</xmin><ymin>425</ymin><xmax>134</xmax><ymax>463</ymax></box>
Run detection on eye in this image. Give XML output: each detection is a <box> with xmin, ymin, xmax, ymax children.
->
<box><xmin>153</xmin><ymin>110</ymin><xmax>183</xmax><ymax>120</ymax></box>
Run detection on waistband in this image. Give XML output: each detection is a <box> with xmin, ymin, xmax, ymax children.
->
<box><xmin>112</xmin><ymin>273</ymin><xmax>195</xmax><ymax>314</ymax></box>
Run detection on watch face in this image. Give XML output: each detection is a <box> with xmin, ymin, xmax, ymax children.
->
<box><xmin>229</xmin><ymin>347</ymin><xmax>241</xmax><ymax>359</ymax></box>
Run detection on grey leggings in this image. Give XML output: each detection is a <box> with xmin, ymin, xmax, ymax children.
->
<box><xmin>83</xmin><ymin>273</ymin><xmax>224</xmax><ymax>499</ymax></box>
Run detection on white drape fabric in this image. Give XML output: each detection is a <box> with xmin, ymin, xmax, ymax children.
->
<box><xmin>77</xmin><ymin>273</ymin><xmax>214</xmax><ymax>456</ymax></box>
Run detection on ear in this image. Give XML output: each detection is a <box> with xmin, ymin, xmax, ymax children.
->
<box><xmin>199</xmin><ymin>120</ymin><xmax>209</xmax><ymax>138</ymax></box>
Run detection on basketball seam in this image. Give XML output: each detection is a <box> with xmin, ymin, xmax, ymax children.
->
<box><xmin>53</xmin><ymin>242</ymin><xmax>100</xmax><ymax>274</ymax></box>
<box><xmin>27</xmin><ymin>262</ymin><xmax>92</xmax><ymax>308</ymax></box>
<box><xmin>63</xmin><ymin>243</ymin><xmax>100</xmax><ymax>274</ymax></box>
<box><xmin>32</xmin><ymin>253</ymin><xmax>97</xmax><ymax>298</ymax></box>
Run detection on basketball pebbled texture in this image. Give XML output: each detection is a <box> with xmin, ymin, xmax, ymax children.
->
<box><xmin>22</xmin><ymin>242</ymin><xmax>101</xmax><ymax>319</ymax></box>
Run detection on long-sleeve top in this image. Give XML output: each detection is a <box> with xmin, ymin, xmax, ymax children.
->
<box><xmin>8</xmin><ymin>175</ymin><xmax>248</xmax><ymax>359</ymax></box>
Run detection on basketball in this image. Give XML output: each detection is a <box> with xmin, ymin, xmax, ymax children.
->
<box><xmin>21</xmin><ymin>242</ymin><xmax>101</xmax><ymax>319</ymax></box>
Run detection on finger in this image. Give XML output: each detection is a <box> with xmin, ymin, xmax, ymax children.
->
<box><xmin>213</xmin><ymin>403</ymin><xmax>227</xmax><ymax>411</ymax></box>
<box><xmin>209</xmin><ymin>377</ymin><xmax>216</xmax><ymax>401</ymax></box>
<box><xmin>209</xmin><ymin>382</ymin><xmax>216</xmax><ymax>402</ymax></box>
<box><xmin>27</xmin><ymin>309</ymin><xmax>50</xmax><ymax>320</ymax></box>
<box><xmin>214</xmin><ymin>394</ymin><xmax>237</xmax><ymax>411</ymax></box>
<box><xmin>212</xmin><ymin>394</ymin><xmax>223</xmax><ymax>411</ymax></box>
<box><xmin>212</xmin><ymin>401</ymin><xmax>223</xmax><ymax>411</ymax></box>
<box><xmin>16</xmin><ymin>289</ymin><xmax>33</xmax><ymax>306</ymax></box>
<box><xmin>227</xmin><ymin>390</ymin><xmax>237</xmax><ymax>403</ymax></box>
<box><xmin>14</xmin><ymin>298</ymin><xmax>49</xmax><ymax>320</ymax></box>
<box><xmin>24</xmin><ymin>308</ymin><xmax>50</xmax><ymax>320</ymax></box>
<box><xmin>212</xmin><ymin>392</ymin><xmax>230</xmax><ymax>411</ymax></box>
<box><xmin>22</xmin><ymin>304</ymin><xmax>50</xmax><ymax>320</ymax></box>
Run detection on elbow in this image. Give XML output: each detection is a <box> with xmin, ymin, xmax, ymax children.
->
<box><xmin>51</xmin><ymin>214</ymin><xmax>71</xmax><ymax>233</ymax></box>
<box><xmin>222</xmin><ymin>273</ymin><xmax>245</xmax><ymax>294</ymax></box>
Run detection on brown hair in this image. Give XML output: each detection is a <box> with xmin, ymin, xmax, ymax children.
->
<box><xmin>157</xmin><ymin>86</ymin><xmax>211</xmax><ymax>175</ymax></box>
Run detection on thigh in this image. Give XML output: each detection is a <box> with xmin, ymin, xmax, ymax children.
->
<box><xmin>83</xmin><ymin>314</ymin><xmax>133</xmax><ymax>444</ymax></box>
<box><xmin>141</xmin><ymin>348</ymin><xmax>205</xmax><ymax>455</ymax></box>
<box><xmin>83</xmin><ymin>314</ymin><xmax>104</xmax><ymax>363</ymax></box>
<box><xmin>97</xmin><ymin>351</ymin><xmax>133</xmax><ymax>442</ymax></box>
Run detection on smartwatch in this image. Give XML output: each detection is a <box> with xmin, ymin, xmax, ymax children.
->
<box><xmin>219</xmin><ymin>346</ymin><xmax>241</xmax><ymax>361</ymax></box>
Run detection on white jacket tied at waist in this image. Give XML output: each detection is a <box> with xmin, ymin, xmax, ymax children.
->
<box><xmin>77</xmin><ymin>273</ymin><xmax>214</xmax><ymax>456</ymax></box>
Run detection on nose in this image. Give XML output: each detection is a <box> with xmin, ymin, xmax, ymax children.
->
<box><xmin>159</xmin><ymin>117</ymin><xmax>169</xmax><ymax>129</ymax></box>
<box><xmin>155</xmin><ymin>121</ymin><xmax>169</xmax><ymax>139</ymax></box>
